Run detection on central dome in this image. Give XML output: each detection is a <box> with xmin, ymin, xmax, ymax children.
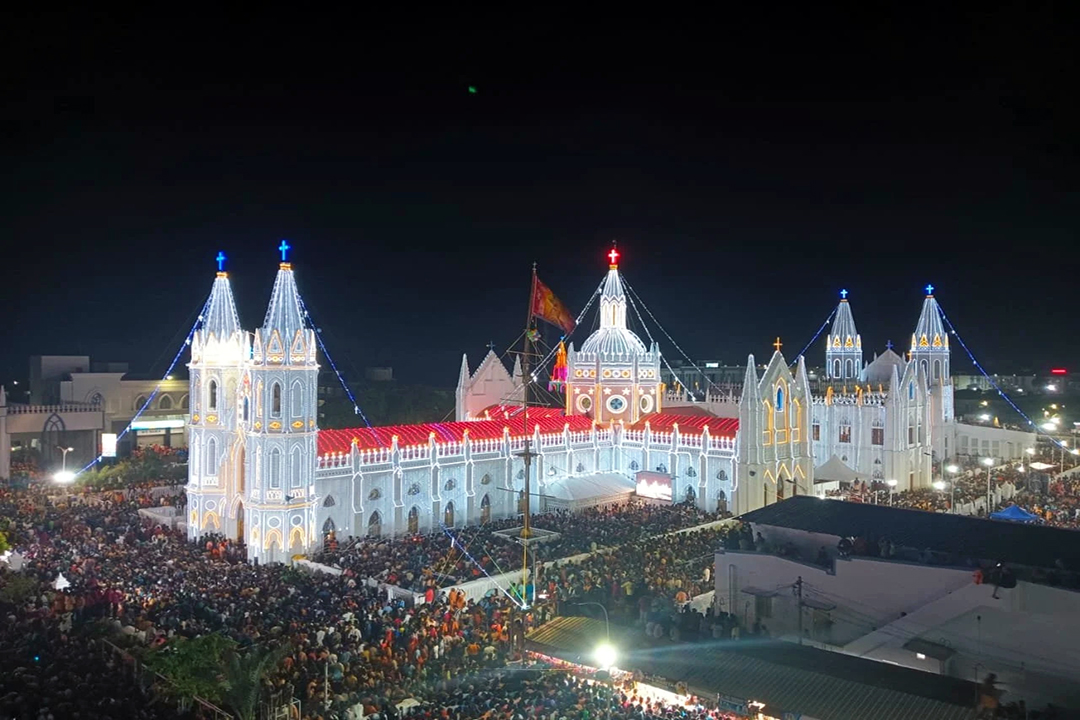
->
<box><xmin>579</xmin><ymin>326</ymin><xmax>648</xmax><ymax>357</ymax></box>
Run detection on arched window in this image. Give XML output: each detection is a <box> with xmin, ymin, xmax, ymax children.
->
<box><xmin>833</xmin><ymin>359</ymin><xmax>841</xmax><ymax>378</ymax></box>
<box><xmin>209</xmin><ymin>381</ymin><xmax>218</xmax><ymax>411</ymax></box>
<box><xmin>291</xmin><ymin>381</ymin><xmax>303</xmax><ymax>417</ymax></box>
<box><xmin>159</xmin><ymin>394</ymin><xmax>173</xmax><ymax>410</ymax></box>
<box><xmin>269</xmin><ymin>449</ymin><xmax>282</xmax><ymax>488</ymax></box>
<box><xmin>322</xmin><ymin>517</ymin><xmax>336</xmax><ymax>536</ymax></box>
<box><xmin>408</xmin><ymin>506</ymin><xmax>419</xmax><ymax>534</ymax></box>
<box><xmin>134</xmin><ymin>395</ymin><xmax>149</xmax><ymax>412</ymax></box>
<box><xmin>226</xmin><ymin>378</ymin><xmax>236</xmax><ymax>413</ymax></box>
<box><xmin>206</xmin><ymin>438</ymin><xmax>217</xmax><ymax>475</ymax></box>
<box><xmin>367</xmin><ymin>511</ymin><xmax>381</xmax><ymax>538</ymax></box>
<box><xmin>243</xmin><ymin>397</ymin><xmax>249</xmax><ymax>422</ymax></box>
<box><xmin>775</xmin><ymin>386</ymin><xmax>784</xmax><ymax>413</ymax></box>
<box><xmin>845</xmin><ymin>358</ymin><xmax>853</xmax><ymax>378</ymax></box>
<box><xmin>89</xmin><ymin>392</ymin><xmax>104</xmax><ymax>407</ymax></box>
<box><xmin>290</xmin><ymin>448</ymin><xmax>302</xmax><ymax>487</ymax></box>
<box><xmin>323</xmin><ymin>495</ymin><xmax>336</xmax><ymax>507</ymax></box>
<box><xmin>480</xmin><ymin>494</ymin><xmax>491</xmax><ymax>524</ymax></box>
<box><xmin>443</xmin><ymin>501</ymin><xmax>455</xmax><ymax>528</ymax></box>
<box><xmin>180</xmin><ymin>394</ymin><xmax>189</xmax><ymax>409</ymax></box>
<box><xmin>271</xmin><ymin>383</ymin><xmax>282</xmax><ymax>417</ymax></box>
<box><xmin>933</xmin><ymin>359</ymin><xmax>941</xmax><ymax>381</ymax></box>
<box><xmin>908</xmin><ymin>382</ymin><xmax>915</xmax><ymax>400</ymax></box>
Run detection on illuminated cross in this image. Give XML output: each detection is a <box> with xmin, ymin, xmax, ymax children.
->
<box><xmin>925</xmin><ymin>283</ymin><xmax>934</xmax><ymax>296</ymax></box>
<box><xmin>608</xmin><ymin>247</ymin><xmax>619</xmax><ymax>266</ymax></box>
<box><xmin>216</xmin><ymin>251</ymin><xmax>226</xmax><ymax>272</ymax></box>
<box><xmin>773</xmin><ymin>337</ymin><xmax>783</xmax><ymax>352</ymax></box>
<box><xmin>487</xmin><ymin>341</ymin><xmax>496</xmax><ymax>351</ymax></box>
<box><xmin>886</xmin><ymin>339</ymin><xmax>893</xmax><ymax>350</ymax></box>
<box><xmin>839</xmin><ymin>289</ymin><xmax>848</xmax><ymax>299</ymax></box>
<box><xmin>279</xmin><ymin>239</ymin><xmax>291</xmax><ymax>262</ymax></box>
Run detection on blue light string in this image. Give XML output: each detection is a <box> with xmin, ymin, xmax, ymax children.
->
<box><xmin>295</xmin><ymin>294</ymin><xmax>384</xmax><ymax>447</ymax></box>
<box><xmin>936</xmin><ymin>302</ymin><xmax>1070</xmax><ymax>451</ymax></box>
<box><xmin>789</xmin><ymin>307</ymin><xmax>836</xmax><ymax>368</ymax></box>
<box><xmin>440</xmin><ymin>525</ymin><xmax>525</xmax><ymax>608</ymax></box>
<box><xmin>75</xmin><ymin>296</ymin><xmax>212</xmax><ymax>476</ymax></box>
<box><xmin>621</xmin><ymin>275</ymin><xmax>725</xmax><ymax>396</ymax></box>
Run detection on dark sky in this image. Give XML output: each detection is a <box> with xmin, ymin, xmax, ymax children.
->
<box><xmin>1</xmin><ymin>7</ymin><xmax>1076</xmax><ymax>391</ymax></box>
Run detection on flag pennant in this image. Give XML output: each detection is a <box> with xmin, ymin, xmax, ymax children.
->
<box><xmin>531</xmin><ymin>276</ymin><xmax>576</xmax><ymax>334</ymax></box>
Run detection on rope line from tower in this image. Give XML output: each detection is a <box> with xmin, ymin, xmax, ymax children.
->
<box><xmin>295</xmin><ymin>293</ymin><xmax>383</xmax><ymax>446</ymax></box>
<box><xmin>75</xmin><ymin>294</ymin><xmax>213</xmax><ymax>476</ymax></box>
<box><xmin>440</xmin><ymin>524</ymin><xmax>526</xmax><ymax>609</ymax></box>
<box><xmin>621</xmin><ymin>279</ymin><xmax>708</xmax><ymax>400</ymax></box>
<box><xmin>936</xmin><ymin>301</ymin><xmax>1070</xmax><ymax>452</ymax></box>
<box><xmin>528</xmin><ymin>275</ymin><xmax>607</xmax><ymax>381</ymax></box>
<box><xmin>788</xmin><ymin>307</ymin><xmax>837</xmax><ymax>368</ymax></box>
<box><xmin>620</xmin><ymin>275</ymin><xmax>727</xmax><ymax>397</ymax></box>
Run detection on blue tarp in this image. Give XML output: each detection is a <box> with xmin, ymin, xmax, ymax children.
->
<box><xmin>990</xmin><ymin>505</ymin><xmax>1041</xmax><ymax>523</ymax></box>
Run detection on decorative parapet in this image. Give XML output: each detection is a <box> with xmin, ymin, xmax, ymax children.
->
<box><xmin>6</xmin><ymin>402</ymin><xmax>102</xmax><ymax>415</ymax></box>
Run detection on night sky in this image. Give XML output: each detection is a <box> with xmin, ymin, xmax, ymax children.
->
<box><xmin>2</xmin><ymin>8</ymin><xmax>1076</xmax><ymax>392</ymax></box>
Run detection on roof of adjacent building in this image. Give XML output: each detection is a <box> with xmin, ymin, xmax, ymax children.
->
<box><xmin>318</xmin><ymin>414</ymin><xmax>595</xmax><ymax>454</ymax></box>
<box><xmin>740</xmin><ymin>495</ymin><xmax>1080</xmax><ymax>570</ymax></box>
<box><xmin>528</xmin><ymin>617</ymin><xmax>978</xmax><ymax>720</ymax></box>
<box><xmin>629</xmin><ymin>412</ymin><xmax>739</xmax><ymax>438</ymax></box>
<box><xmin>864</xmin><ymin>347</ymin><xmax>906</xmax><ymax>385</ymax></box>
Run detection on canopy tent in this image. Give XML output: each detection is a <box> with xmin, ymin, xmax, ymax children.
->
<box><xmin>814</xmin><ymin>455</ymin><xmax>869</xmax><ymax>484</ymax></box>
<box><xmin>543</xmin><ymin>472</ymin><xmax>636</xmax><ymax>511</ymax></box>
<box><xmin>990</xmin><ymin>504</ymin><xmax>1041</xmax><ymax>523</ymax></box>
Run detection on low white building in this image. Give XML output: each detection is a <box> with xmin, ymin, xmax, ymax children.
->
<box><xmin>719</xmin><ymin>496</ymin><xmax>1080</xmax><ymax>709</ymax></box>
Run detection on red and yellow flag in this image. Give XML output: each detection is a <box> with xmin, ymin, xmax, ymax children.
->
<box><xmin>531</xmin><ymin>276</ymin><xmax>576</xmax><ymax>334</ymax></box>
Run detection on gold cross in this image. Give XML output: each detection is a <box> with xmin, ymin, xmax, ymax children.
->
<box><xmin>773</xmin><ymin>337</ymin><xmax>783</xmax><ymax>352</ymax></box>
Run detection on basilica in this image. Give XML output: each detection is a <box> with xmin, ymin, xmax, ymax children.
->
<box><xmin>185</xmin><ymin>248</ymin><xmax>1011</xmax><ymax>564</ymax></box>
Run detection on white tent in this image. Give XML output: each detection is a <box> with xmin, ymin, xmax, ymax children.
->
<box><xmin>813</xmin><ymin>455</ymin><xmax>869</xmax><ymax>496</ymax></box>
<box><xmin>543</xmin><ymin>472</ymin><xmax>636</xmax><ymax>511</ymax></box>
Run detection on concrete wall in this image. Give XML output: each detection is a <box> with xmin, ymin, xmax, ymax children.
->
<box><xmin>951</xmin><ymin>422</ymin><xmax>1036</xmax><ymax>461</ymax></box>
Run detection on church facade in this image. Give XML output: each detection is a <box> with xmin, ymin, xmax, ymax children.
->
<box><xmin>186</xmin><ymin>249</ymin><xmax>966</xmax><ymax>564</ymax></box>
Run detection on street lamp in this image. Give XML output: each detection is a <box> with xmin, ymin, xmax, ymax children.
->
<box><xmin>593</xmin><ymin>642</ymin><xmax>618</xmax><ymax>671</ymax></box>
<box><xmin>573</xmin><ymin>602</ymin><xmax>611</xmax><ymax>642</ymax></box>
<box><xmin>981</xmin><ymin>457</ymin><xmax>994</xmax><ymax>512</ymax></box>
<box><xmin>57</xmin><ymin>446</ymin><xmax>74</xmax><ymax>474</ymax></box>
<box><xmin>886</xmin><ymin>479</ymin><xmax>898</xmax><ymax>506</ymax></box>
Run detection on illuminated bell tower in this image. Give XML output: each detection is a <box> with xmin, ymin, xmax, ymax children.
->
<box><xmin>242</xmin><ymin>241</ymin><xmax>320</xmax><ymax>564</ymax></box>
<box><xmin>911</xmin><ymin>284</ymin><xmax>954</xmax><ymax>426</ymax></box>
<box><xmin>187</xmin><ymin>252</ymin><xmax>247</xmax><ymax>542</ymax></box>
<box><xmin>566</xmin><ymin>247</ymin><xmax>662</xmax><ymax>423</ymax></box>
<box><xmin>825</xmin><ymin>289</ymin><xmax>863</xmax><ymax>381</ymax></box>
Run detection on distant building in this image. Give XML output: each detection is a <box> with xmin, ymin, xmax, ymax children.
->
<box><xmin>364</xmin><ymin>366</ymin><xmax>393</xmax><ymax>382</ymax></box>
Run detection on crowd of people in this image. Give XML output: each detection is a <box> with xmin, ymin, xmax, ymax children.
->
<box><xmin>828</xmin><ymin>450</ymin><xmax>1080</xmax><ymax>529</ymax></box>
<box><xmin>315</xmin><ymin>503</ymin><xmax>722</xmax><ymax>592</ymax></box>
<box><xmin>0</xmin><ymin>480</ymin><xmax>740</xmax><ymax>720</ymax></box>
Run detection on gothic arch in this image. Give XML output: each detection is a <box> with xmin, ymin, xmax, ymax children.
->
<box><xmin>228</xmin><ymin>494</ymin><xmax>244</xmax><ymax>520</ymax></box>
<box><xmin>271</xmin><ymin>382</ymin><xmax>282</xmax><ymax>417</ymax></box>
<box><xmin>180</xmin><ymin>394</ymin><xmax>190</xmax><ymax>409</ymax></box>
<box><xmin>158</xmin><ymin>392</ymin><xmax>172</xmax><ymax>410</ymax></box>
<box><xmin>290</xmin><ymin>447</ymin><xmax>303</xmax><ymax>488</ymax></box>
<box><xmin>444</xmin><ymin>501</ymin><xmax>455</xmax><ymax>528</ymax></box>
<box><xmin>289</xmin><ymin>526</ymin><xmax>305</xmax><ymax>553</ymax></box>
<box><xmin>41</xmin><ymin>413</ymin><xmax>66</xmax><ymax>459</ymax></box>
<box><xmin>480</xmin><ymin>493</ymin><xmax>491</xmax><ymax>524</ymax></box>
<box><xmin>264</xmin><ymin>528</ymin><xmax>283</xmax><ymax>551</ymax></box>
<box><xmin>202</xmin><ymin>511</ymin><xmax>220</xmax><ymax>531</ymax></box>
<box><xmin>206</xmin><ymin>438</ymin><xmax>217</xmax><ymax>475</ymax></box>
<box><xmin>291</xmin><ymin>380</ymin><xmax>303</xmax><ymax>417</ymax></box>
<box><xmin>322</xmin><ymin>517</ymin><xmax>336</xmax><ymax>536</ymax></box>
<box><xmin>323</xmin><ymin>495</ymin><xmax>336</xmax><ymax>507</ymax></box>
<box><xmin>408</xmin><ymin>506</ymin><xmax>420</xmax><ymax>534</ymax></box>
<box><xmin>367</xmin><ymin>511</ymin><xmax>382</xmax><ymax>537</ymax></box>
<box><xmin>209</xmin><ymin>380</ymin><xmax>218</xmax><ymax>411</ymax></box>
<box><xmin>268</xmin><ymin>448</ymin><xmax>282</xmax><ymax>488</ymax></box>
<box><xmin>134</xmin><ymin>395</ymin><xmax>149</xmax><ymax>412</ymax></box>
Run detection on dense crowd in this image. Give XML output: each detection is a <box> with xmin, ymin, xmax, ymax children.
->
<box><xmin>316</xmin><ymin>503</ymin><xmax>721</xmax><ymax>591</ymax></box>
<box><xmin>829</xmin><ymin>451</ymin><xmax>1080</xmax><ymax>529</ymax></box>
<box><xmin>0</xmin><ymin>482</ymin><xmax>736</xmax><ymax>720</ymax></box>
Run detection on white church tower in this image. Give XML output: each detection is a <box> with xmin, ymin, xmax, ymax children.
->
<box><xmin>911</xmin><ymin>284</ymin><xmax>954</xmax><ymax>455</ymax></box>
<box><xmin>825</xmin><ymin>289</ymin><xmax>863</xmax><ymax>381</ymax></box>
<box><xmin>565</xmin><ymin>247</ymin><xmax>662</xmax><ymax>423</ymax></box>
<box><xmin>241</xmin><ymin>242</ymin><xmax>320</xmax><ymax>564</ymax></box>
<box><xmin>187</xmin><ymin>252</ymin><xmax>247</xmax><ymax>541</ymax></box>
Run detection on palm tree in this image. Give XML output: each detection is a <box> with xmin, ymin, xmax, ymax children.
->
<box><xmin>221</xmin><ymin>643</ymin><xmax>289</xmax><ymax>720</ymax></box>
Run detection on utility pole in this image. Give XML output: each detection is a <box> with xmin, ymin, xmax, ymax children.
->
<box><xmin>795</xmin><ymin>576</ymin><xmax>804</xmax><ymax>645</ymax></box>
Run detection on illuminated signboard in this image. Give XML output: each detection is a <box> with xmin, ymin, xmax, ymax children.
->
<box><xmin>101</xmin><ymin>433</ymin><xmax>117</xmax><ymax>458</ymax></box>
<box><xmin>635</xmin><ymin>471</ymin><xmax>672</xmax><ymax>502</ymax></box>
<box><xmin>1051</xmin><ymin>368</ymin><xmax>1067</xmax><ymax>375</ymax></box>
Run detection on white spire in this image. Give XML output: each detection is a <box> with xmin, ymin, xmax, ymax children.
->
<box><xmin>911</xmin><ymin>285</ymin><xmax>948</xmax><ymax>352</ymax></box>
<box><xmin>579</xmin><ymin>247</ymin><xmax>648</xmax><ymax>357</ymax></box>
<box><xmin>826</xmin><ymin>289</ymin><xmax>862</xmax><ymax>380</ymax></box>
<box><xmin>192</xmin><ymin>254</ymin><xmax>245</xmax><ymax>366</ymax></box>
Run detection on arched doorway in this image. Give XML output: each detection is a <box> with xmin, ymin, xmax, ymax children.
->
<box><xmin>684</xmin><ymin>486</ymin><xmax>696</xmax><ymax>504</ymax></box>
<box><xmin>716</xmin><ymin>490</ymin><xmax>728</xmax><ymax>515</ymax></box>
<box><xmin>408</xmin><ymin>506</ymin><xmax>419</xmax><ymax>534</ymax></box>
<box><xmin>322</xmin><ymin>516</ymin><xmax>336</xmax><ymax>538</ymax></box>
<box><xmin>443</xmin><ymin>501</ymin><xmax>455</xmax><ymax>528</ymax></box>
<box><xmin>368</xmin><ymin>511</ymin><xmax>381</xmax><ymax>538</ymax></box>
<box><xmin>480</xmin><ymin>494</ymin><xmax>491</xmax><ymax>524</ymax></box>
<box><xmin>235</xmin><ymin>500</ymin><xmax>245</xmax><ymax>544</ymax></box>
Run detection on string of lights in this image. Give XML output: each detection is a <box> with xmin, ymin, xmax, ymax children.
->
<box><xmin>789</xmin><ymin>307</ymin><xmax>837</xmax><ymax>367</ymax></box>
<box><xmin>936</xmin><ymin>302</ymin><xmax>1072</xmax><ymax>452</ymax></box>
<box><xmin>440</xmin><ymin>524</ymin><xmax>525</xmax><ymax>608</ymax></box>
<box><xmin>75</xmin><ymin>296</ymin><xmax>212</xmax><ymax>476</ymax></box>
<box><xmin>621</xmin><ymin>285</ymin><xmax>705</xmax><ymax>402</ymax></box>
<box><xmin>295</xmin><ymin>294</ymin><xmax>384</xmax><ymax>447</ymax></box>
<box><xmin>620</xmin><ymin>275</ymin><xmax>725</xmax><ymax>396</ymax></box>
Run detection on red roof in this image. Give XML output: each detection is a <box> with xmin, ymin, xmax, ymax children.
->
<box><xmin>318</xmin><ymin>414</ymin><xmax>594</xmax><ymax>454</ymax></box>
<box><xmin>477</xmin><ymin>404</ymin><xmax>565</xmax><ymax>421</ymax></box>
<box><xmin>628</xmin><ymin>412</ymin><xmax>739</xmax><ymax>438</ymax></box>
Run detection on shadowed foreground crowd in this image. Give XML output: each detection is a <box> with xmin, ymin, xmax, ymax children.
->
<box><xmin>0</xmin><ymin>486</ymin><xmax>734</xmax><ymax>720</ymax></box>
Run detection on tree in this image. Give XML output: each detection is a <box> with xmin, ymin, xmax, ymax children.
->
<box><xmin>144</xmin><ymin>633</ymin><xmax>236</xmax><ymax>707</ymax></box>
<box><xmin>221</xmin><ymin>643</ymin><xmax>290</xmax><ymax>720</ymax></box>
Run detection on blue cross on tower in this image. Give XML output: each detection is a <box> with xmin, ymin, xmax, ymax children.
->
<box><xmin>279</xmin><ymin>240</ymin><xmax>291</xmax><ymax>262</ymax></box>
<box><xmin>216</xmin><ymin>251</ymin><xmax>227</xmax><ymax>272</ymax></box>
<box><xmin>925</xmin><ymin>284</ymin><xmax>934</xmax><ymax>296</ymax></box>
<box><xmin>886</xmin><ymin>340</ymin><xmax>893</xmax><ymax>350</ymax></box>
<box><xmin>839</xmin><ymin>289</ymin><xmax>848</xmax><ymax>299</ymax></box>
